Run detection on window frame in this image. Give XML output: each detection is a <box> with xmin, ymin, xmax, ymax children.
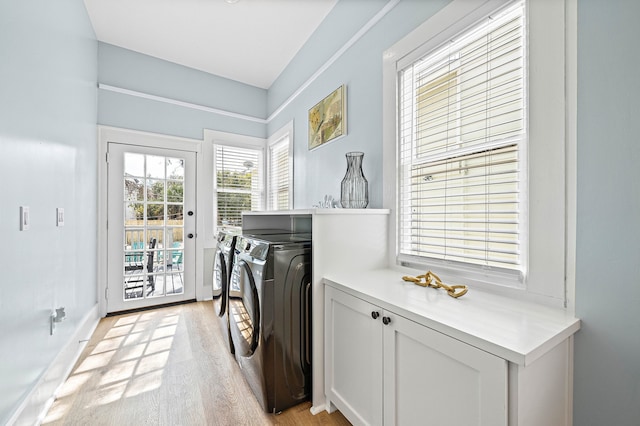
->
<box><xmin>267</xmin><ymin>121</ymin><xmax>294</xmax><ymax>210</ymax></box>
<box><xmin>208</xmin><ymin>133</ymin><xmax>266</xmax><ymax>234</ymax></box>
<box><xmin>398</xmin><ymin>2</ymin><xmax>527</xmax><ymax>281</ymax></box>
<box><xmin>383</xmin><ymin>0</ymin><xmax>569</xmax><ymax>307</ymax></box>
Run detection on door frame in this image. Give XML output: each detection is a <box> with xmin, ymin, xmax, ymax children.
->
<box><xmin>98</xmin><ymin>126</ymin><xmax>204</xmax><ymax>317</ymax></box>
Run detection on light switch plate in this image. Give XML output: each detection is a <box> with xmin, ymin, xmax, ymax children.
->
<box><xmin>56</xmin><ymin>208</ymin><xmax>64</xmax><ymax>227</ymax></box>
<box><xmin>20</xmin><ymin>206</ymin><xmax>30</xmax><ymax>231</ymax></box>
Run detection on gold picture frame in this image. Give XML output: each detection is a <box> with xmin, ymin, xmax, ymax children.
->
<box><xmin>308</xmin><ymin>85</ymin><xmax>346</xmax><ymax>150</ymax></box>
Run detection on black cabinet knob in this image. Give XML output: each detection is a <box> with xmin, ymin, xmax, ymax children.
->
<box><xmin>188</xmin><ymin>233</ymin><xmax>194</xmax><ymax>239</ymax></box>
<box><xmin>371</xmin><ymin>311</ymin><xmax>380</xmax><ymax>320</ymax></box>
<box><xmin>188</xmin><ymin>211</ymin><xmax>194</xmax><ymax>216</ymax></box>
<box><xmin>382</xmin><ymin>316</ymin><xmax>391</xmax><ymax>325</ymax></box>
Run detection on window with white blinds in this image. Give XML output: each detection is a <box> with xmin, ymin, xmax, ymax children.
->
<box><xmin>398</xmin><ymin>1</ymin><xmax>525</xmax><ymax>274</ymax></box>
<box><xmin>268</xmin><ymin>134</ymin><xmax>291</xmax><ymax>210</ymax></box>
<box><xmin>214</xmin><ymin>145</ymin><xmax>263</xmax><ymax>228</ymax></box>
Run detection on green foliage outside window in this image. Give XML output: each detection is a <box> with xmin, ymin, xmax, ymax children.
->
<box><xmin>217</xmin><ymin>169</ymin><xmax>254</xmax><ymax>227</ymax></box>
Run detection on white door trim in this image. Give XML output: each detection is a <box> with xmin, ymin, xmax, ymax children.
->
<box><xmin>97</xmin><ymin>126</ymin><xmax>202</xmax><ymax>317</ymax></box>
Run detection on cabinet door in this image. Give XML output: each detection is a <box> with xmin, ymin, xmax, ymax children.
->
<box><xmin>325</xmin><ymin>286</ymin><xmax>383</xmax><ymax>426</ymax></box>
<box><xmin>383</xmin><ymin>313</ymin><xmax>507</xmax><ymax>426</ymax></box>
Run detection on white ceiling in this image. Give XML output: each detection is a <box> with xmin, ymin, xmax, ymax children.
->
<box><xmin>83</xmin><ymin>0</ymin><xmax>338</xmax><ymax>89</ymax></box>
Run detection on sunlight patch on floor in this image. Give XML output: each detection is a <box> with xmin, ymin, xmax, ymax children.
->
<box><xmin>54</xmin><ymin>371</ymin><xmax>92</xmax><ymax>398</ymax></box>
<box><xmin>74</xmin><ymin>350</ymin><xmax>116</xmax><ymax>373</ymax></box>
<box><xmin>124</xmin><ymin>370</ymin><xmax>164</xmax><ymax>398</ymax></box>
<box><xmin>152</xmin><ymin>324</ymin><xmax>177</xmax><ymax>340</ymax></box>
<box><xmin>104</xmin><ymin>323</ymin><xmax>134</xmax><ymax>339</ymax></box>
<box><xmin>92</xmin><ymin>335</ymin><xmax>126</xmax><ymax>354</ymax></box>
<box><xmin>135</xmin><ymin>351</ymin><xmax>170</xmax><ymax>376</ymax></box>
<box><xmin>41</xmin><ymin>309</ymin><xmax>182</xmax><ymax>424</ymax></box>
<box><xmin>89</xmin><ymin>380</ymin><xmax>128</xmax><ymax>408</ymax></box>
<box><xmin>98</xmin><ymin>359</ymin><xmax>138</xmax><ymax>386</ymax></box>
<box><xmin>146</xmin><ymin>336</ymin><xmax>174</xmax><ymax>355</ymax></box>
<box><xmin>118</xmin><ymin>342</ymin><xmax>147</xmax><ymax>362</ymax></box>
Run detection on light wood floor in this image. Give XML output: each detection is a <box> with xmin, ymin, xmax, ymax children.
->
<box><xmin>43</xmin><ymin>301</ymin><xmax>350</xmax><ymax>426</ymax></box>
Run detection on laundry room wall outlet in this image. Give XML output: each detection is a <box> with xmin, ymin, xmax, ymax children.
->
<box><xmin>20</xmin><ymin>206</ymin><xmax>30</xmax><ymax>231</ymax></box>
<box><xmin>56</xmin><ymin>208</ymin><xmax>64</xmax><ymax>227</ymax></box>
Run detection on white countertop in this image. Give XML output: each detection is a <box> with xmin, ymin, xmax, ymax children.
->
<box><xmin>242</xmin><ymin>208</ymin><xmax>390</xmax><ymax>216</ymax></box>
<box><xmin>324</xmin><ymin>268</ymin><xmax>580</xmax><ymax>366</ymax></box>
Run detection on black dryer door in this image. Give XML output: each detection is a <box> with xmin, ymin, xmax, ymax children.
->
<box><xmin>229</xmin><ymin>259</ymin><xmax>260</xmax><ymax>357</ymax></box>
<box><xmin>212</xmin><ymin>250</ymin><xmax>227</xmax><ymax>317</ymax></box>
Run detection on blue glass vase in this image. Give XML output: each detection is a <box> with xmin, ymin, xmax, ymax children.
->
<box><xmin>340</xmin><ymin>152</ymin><xmax>369</xmax><ymax>208</ymax></box>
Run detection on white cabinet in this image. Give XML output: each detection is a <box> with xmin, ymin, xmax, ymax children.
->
<box><xmin>325</xmin><ymin>286</ymin><xmax>383</xmax><ymax>425</ymax></box>
<box><xmin>325</xmin><ymin>286</ymin><xmax>507</xmax><ymax>426</ymax></box>
<box><xmin>324</xmin><ymin>269</ymin><xmax>580</xmax><ymax>426</ymax></box>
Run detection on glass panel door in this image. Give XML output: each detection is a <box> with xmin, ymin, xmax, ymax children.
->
<box><xmin>107</xmin><ymin>143</ymin><xmax>196</xmax><ymax>313</ymax></box>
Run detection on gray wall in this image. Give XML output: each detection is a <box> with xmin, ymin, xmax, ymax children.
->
<box><xmin>0</xmin><ymin>0</ymin><xmax>98</xmax><ymax>423</ymax></box>
<box><xmin>98</xmin><ymin>42</ymin><xmax>268</xmax><ymax>140</ymax></box>
<box><xmin>268</xmin><ymin>0</ymin><xmax>450</xmax><ymax>209</ymax></box>
<box><xmin>574</xmin><ymin>0</ymin><xmax>640</xmax><ymax>424</ymax></box>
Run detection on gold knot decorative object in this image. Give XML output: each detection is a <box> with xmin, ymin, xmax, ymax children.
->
<box><xmin>402</xmin><ymin>270</ymin><xmax>468</xmax><ymax>299</ymax></box>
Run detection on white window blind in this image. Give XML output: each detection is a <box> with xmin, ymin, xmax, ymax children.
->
<box><xmin>268</xmin><ymin>135</ymin><xmax>291</xmax><ymax>210</ymax></box>
<box><xmin>214</xmin><ymin>145</ymin><xmax>263</xmax><ymax>228</ymax></box>
<box><xmin>398</xmin><ymin>1</ymin><xmax>525</xmax><ymax>274</ymax></box>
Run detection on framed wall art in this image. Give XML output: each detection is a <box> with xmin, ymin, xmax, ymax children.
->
<box><xmin>308</xmin><ymin>85</ymin><xmax>346</xmax><ymax>150</ymax></box>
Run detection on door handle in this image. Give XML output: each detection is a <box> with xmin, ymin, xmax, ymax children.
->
<box><xmin>382</xmin><ymin>316</ymin><xmax>391</xmax><ymax>325</ymax></box>
<box><xmin>188</xmin><ymin>211</ymin><xmax>194</xmax><ymax>216</ymax></box>
<box><xmin>187</xmin><ymin>233</ymin><xmax>194</xmax><ymax>239</ymax></box>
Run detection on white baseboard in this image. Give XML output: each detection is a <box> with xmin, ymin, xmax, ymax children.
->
<box><xmin>8</xmin><ymin>303</ymin><xmax>100</xmax><ymax>426</ymax></box>
<box><xmin>310</xmin><ymin>403</ymin><xmax>327</xmax><ymax>416</ymax></box>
